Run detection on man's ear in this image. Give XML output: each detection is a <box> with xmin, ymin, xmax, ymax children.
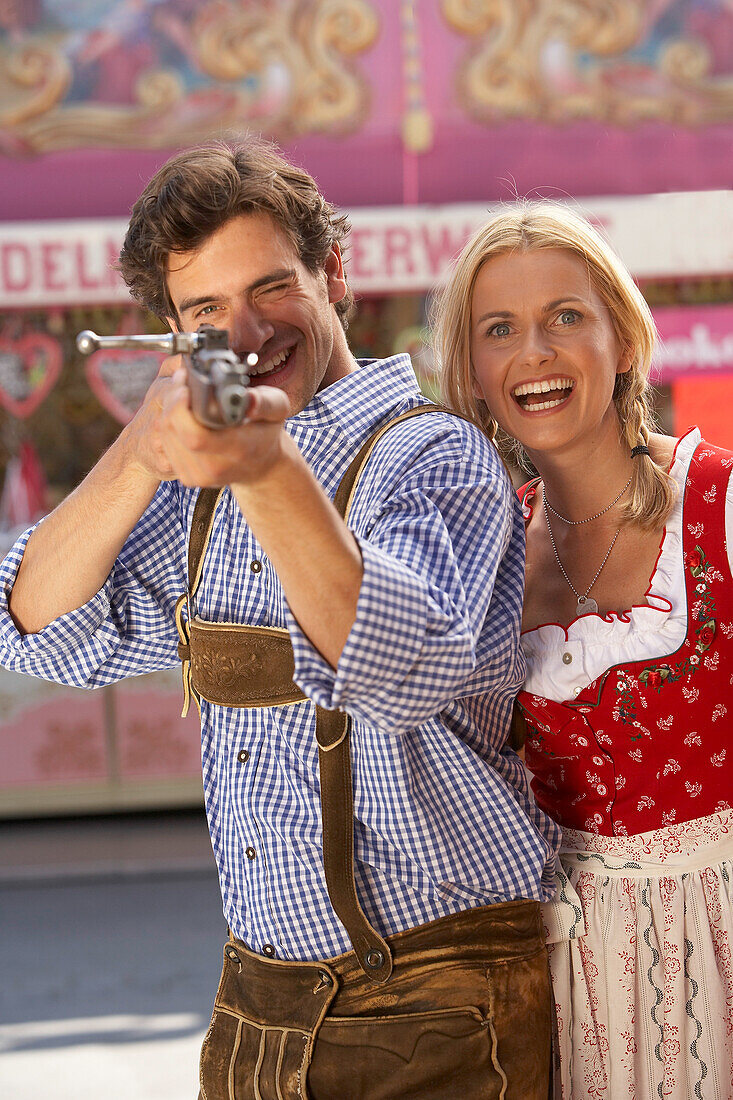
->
<box><xmin>325</xmin><ymin>242</ymin><xmax>348</xmax><ymax>305</ymax></box>
<box><xmin>164</xmin><ymin>298</ymin><xmax>185</xmax><ymax>333</ymax></box>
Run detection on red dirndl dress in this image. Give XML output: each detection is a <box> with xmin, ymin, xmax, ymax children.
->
<box><xmin>518</xmin><ymin>431</ymin><xmax>733</xmax><ymax>1099</ymax></box>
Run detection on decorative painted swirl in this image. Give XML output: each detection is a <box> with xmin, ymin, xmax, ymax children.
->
<box><xmin>556</xmin><ymin>0</ymin><xmax>640</xmax><ymax>56</ymax></box>
<box><xmin>298</xmin><ymin>0</ymin><xmax>379</xmax><ymax>130</ymax></box>
<box><xmin>1</xmin><ymin>0</ymin><xmax>378</xmax><ymax>155</ymax></box>
<box><xmin>442</xmin><ymin>0</ymin><xmax>733</xmax><ymax>127</ymax></box>
<box><xmin>20</xmin><ymin>71</ymin><xmax>233</xmax><ymax>152</ymax></box>
<box><xmin>0</xmin><ymin>42</ymin><xmax>71</xmax><ymax>128</ymax></box>
<box><xmin>194</xmin><ymin>0</ymin><xmax>378</xmax><ymax>134</ymax></box>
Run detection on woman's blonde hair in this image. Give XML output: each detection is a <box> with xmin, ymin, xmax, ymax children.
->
<box><xmin>433</xmin><ymin>201</ymin><xmax>676</xmax><ymax>529</ymax></box>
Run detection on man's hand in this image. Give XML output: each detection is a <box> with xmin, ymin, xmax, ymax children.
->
<box><xmin>119</xmin><ymin>355</ymin><xmax>181</xmax><ymax>482</ymax></box>
<box><xmin>158</xmin><ymin>368</ymin><xmax>291</xmax><ymax>488</ymax></box>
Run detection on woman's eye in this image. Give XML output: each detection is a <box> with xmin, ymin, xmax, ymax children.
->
<box><xmin>489</xmin><ymin>322</ymin><xmax>512</xmax><ymax>337</ymax></box>
<box><xmin>557</xmin><ymin>310</ymin><xmax>579</xmax><ymax>326</ymax></box>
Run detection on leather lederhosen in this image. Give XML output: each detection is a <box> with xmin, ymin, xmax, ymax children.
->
<box><xmin>174</xmin><ymin>405</ymin><xmax>553</xmax><ymax>1100</ymax></box>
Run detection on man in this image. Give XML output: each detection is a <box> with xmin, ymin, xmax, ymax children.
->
<box><xmin>0</xmin><ymin>141</ymin><xmax>559</xmax><ymax>1098</ymax></box>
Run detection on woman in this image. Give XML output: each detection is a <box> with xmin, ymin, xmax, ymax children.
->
<box><xmin>434</xmin><ymin>203</ymin><xmax>733</xmax><ymax>1099</ymax></box>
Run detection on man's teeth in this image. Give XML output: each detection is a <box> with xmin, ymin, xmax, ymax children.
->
<box><xmin>513</xmin><ymin>377</ymin><xmax>574</xmax><ymax>397</ymax></box>
<box><xmin>250</xmin><ymin>347</ymin><xmax>291</xmax><ymax>376</ymax></box>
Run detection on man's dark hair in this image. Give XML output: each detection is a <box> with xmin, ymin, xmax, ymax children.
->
<box><xmin>118</xmin><ymin>139</ymin><xmax>355</xmax><ymax>328</ymax></box>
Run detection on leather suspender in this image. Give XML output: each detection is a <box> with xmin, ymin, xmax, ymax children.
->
<box><xmin>175</xmin><ymin>405</ymin><xmax>447</xmax><ymax>984</ymax></box>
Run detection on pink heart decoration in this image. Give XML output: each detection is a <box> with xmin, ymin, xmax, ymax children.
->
<box><xmin>0</xmin><ymin>332</ymin><xmax>63</xmax><ymax>418</ymax></box>
<box><xmin>85</xmin><ymin>348</ymin><xmax>165</xmax><ymax>425</ymax></box>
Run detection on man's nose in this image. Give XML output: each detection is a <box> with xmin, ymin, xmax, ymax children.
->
<box><xmin>229</xmin><ymin>308</ymin><xmax>275</xmax><ymax>354</ymax></box>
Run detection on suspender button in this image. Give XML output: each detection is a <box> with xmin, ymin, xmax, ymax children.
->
<box><xmin>313</xmin><ymin>970</ymin><xmax>332</xmax><ymax>993</ymax></box>
<box><xmin>366</xmin><ymin>950</ymin><xmax>384</xmax><ymax>969</ymax></box>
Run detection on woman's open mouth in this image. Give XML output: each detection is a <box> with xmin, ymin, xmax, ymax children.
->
<box><xmin>247</xmin><ymin>344</ymin><xmax>295</xmax><ymax>384</ymax></box>
<box><xmin>512</xmin><ymin>377</ymin><xmax>575</xmax><ymax>412</ymax></box>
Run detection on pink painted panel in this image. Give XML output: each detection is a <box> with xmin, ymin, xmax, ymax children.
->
<box><xmin>0</xmin><ymin>675</ymin><xmax>108</xmax><ymax>786</ymax></box>
<box><xmin>115</xmin><ymin>676</ymin><xmax>202</xmax><ymax>780</ymax></box>
<box><xmin>0</xmin><ymin>1</ymin><xmax>731</xmax><ymax>219</ymax></box>
<box><xmin>0</xmin><ymin>667</ymin><xmax>201</xmax><ymax>796</ymax></box>
<box><xmin>652</xmin><ymin>305</ymin><xmax>733</xmax><ymax>382</ymax></box>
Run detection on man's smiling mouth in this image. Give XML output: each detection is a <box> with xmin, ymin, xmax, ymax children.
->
<box><xmin>512</xmin><ymin>377</ymin><xmax>575</xmax><ymax>411</ymax></box>
<box><xmin>248</xmin><ymin>345</ymin><xmax>295</xmax><ymax>380</ymax></box>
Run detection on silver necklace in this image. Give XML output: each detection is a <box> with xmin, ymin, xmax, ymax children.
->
<box><xmin>542</xmin><ymin>475</ymin><xmax>632</xmax><ymax>525</ymax></box>
<box><xmin>543</xmin><ymin>499</ymin><xmax>620</xmax><ymax>616</ymax></box>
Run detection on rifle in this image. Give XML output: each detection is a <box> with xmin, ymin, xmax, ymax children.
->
<box><xmin>76</xmin><ymin>328</ymin><xmax>257</xmax><ymax>429</ymax></box>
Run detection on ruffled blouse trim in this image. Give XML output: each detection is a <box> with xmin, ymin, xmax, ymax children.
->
<box><xmin>521</xmin><ymin>428</ymin><xmax>700</xmax><ymax>700</ymax></box>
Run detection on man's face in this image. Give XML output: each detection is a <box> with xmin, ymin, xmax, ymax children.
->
<box><xmin>165</xmin><ymin>212</ymin><xmax>352</xmax><ymax>415</ymax></box>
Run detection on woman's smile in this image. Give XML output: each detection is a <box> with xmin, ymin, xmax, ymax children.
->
<box><xmin>512</xmin><ymin>376</ymin><xmax>576</xmax><ymax>412</ymax></box>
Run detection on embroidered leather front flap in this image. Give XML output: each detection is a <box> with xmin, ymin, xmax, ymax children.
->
<box><xmin>189</xmin><ymin>620</ymin><xmax>307</xmax><ymax>708</ymax></box>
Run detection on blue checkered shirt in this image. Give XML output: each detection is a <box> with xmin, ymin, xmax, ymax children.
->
<box><xmin>0</xmin><ymin>356</ymin><xmax>559</xmax><ymax>960</ymax></box>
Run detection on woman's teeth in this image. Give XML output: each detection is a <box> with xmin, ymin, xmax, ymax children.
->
<box><xmin>523</xmin><ymin>396</ymin><xmax>568</xmax><ymax>411</ymax></box>
<box><xmin>513</xmin><ymin>377</ymin><xmax>575</xmax><ymax>410</ymax></box>
<box><xmin>249</xmin><ymin>347</ymin><xmax>292</xmax><ymax>377</ymax></box>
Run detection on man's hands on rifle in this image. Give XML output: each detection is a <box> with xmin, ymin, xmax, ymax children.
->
<box><xmin>121</xmin><ymin>355</ymin><xmax>180</xmax><ymax>483</ymax></box>
<box><xmin>157</xmin><ymin>363</ymin><xmax>292</xmax><ymax>488</ymax></box>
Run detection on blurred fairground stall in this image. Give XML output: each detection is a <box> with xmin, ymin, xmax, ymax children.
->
<box><xmin>0</xmin><ymin>0</ymin><xmax>732</xmax><ymax>816</ymax></box>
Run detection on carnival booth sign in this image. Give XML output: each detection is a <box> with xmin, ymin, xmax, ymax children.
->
<box><xmin>652</xmin><ymin>305</ymin><xmax>733</xmax><ymax>382</ymax></box>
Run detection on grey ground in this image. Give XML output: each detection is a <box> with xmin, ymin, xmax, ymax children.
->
<box><xmin>0</xmin><ymin>812</ymin><xmax>225</xmax><ymax>1100</ymax></box>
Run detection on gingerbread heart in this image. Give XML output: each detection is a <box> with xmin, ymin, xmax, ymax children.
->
<box><xmin>85</xmin><ymin>348</ymin><xmax>164</xmax><ymax>424</ymax></box>
<box><xmin>0</xmin><ymin>332</ymin><xmax>63</xmax><ymax>418</ymax></box>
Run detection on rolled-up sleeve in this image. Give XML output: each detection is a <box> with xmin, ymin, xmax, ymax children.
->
<box><xmin>289</xmin><ymin>418</ymin><xmax>520</xmax><ymax>732</ymax></box>
<box><xmin>0</xmin><ymin>482</ymin><xmax>187</xmax><ymax>688</ymax></box>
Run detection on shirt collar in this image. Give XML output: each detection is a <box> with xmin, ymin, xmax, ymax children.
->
<box><xmin>286</xmin><ymin>354</ymin><xmax>421</xmax><ymax>461</ymax></box>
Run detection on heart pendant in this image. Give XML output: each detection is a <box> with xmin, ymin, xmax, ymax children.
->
<box><xmin>577</xmin><ymin>597</ymin><xmax>598</xmax><ymax>616</ymax></box>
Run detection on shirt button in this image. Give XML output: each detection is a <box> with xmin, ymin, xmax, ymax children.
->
<box><xmin>573</xmin><ymin>686</ymin><xmax>581</xmax><ymax>697</ymax></box>
<box><xmin>237</xmin><ymin>749</ymin><xmax>250</xmax><ymax>764</ymax></box>
<box><xmin>250</xmin><ymin>560</ymin><xmax>262</xmax><ymax>574</ymax></box>
<box><xmin>562</xmin><ymin>652</ymin><xmax>573</xmax><ymax>665</ymax></box>
<box><xmin>245</xmin><ymin>846</ymin><xmax>256</xmax><ymax>860</ymax></box>
<box><xmin>262</xmin><ymin>944</ymin><xmax>276</xmax><ymax>957</ymax></box>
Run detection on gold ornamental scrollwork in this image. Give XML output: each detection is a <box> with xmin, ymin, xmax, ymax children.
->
<box><xmin>442</xmin><ymin>0</ymin><xmax>733</xmax><ymax>126</ymax></box>
<box><xmin>0</xmin><ymin>39</ymin><xmax>71</xmax><ymax>134</ymax></box>
<box><xmin>193</xmin><ymin>0</ymin><xmax>379</xmax><ymax>133</ymax></box>
<box><xmin>0</xmin><ymin>0</ymin><xmax>379</xmax><ymax>156</ymax></box>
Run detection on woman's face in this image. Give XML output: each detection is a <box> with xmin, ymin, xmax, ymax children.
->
<box><xmin>469</xmin><ymin>247</ymin><xmax>630</xmax><ymax>461</ymax></box>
